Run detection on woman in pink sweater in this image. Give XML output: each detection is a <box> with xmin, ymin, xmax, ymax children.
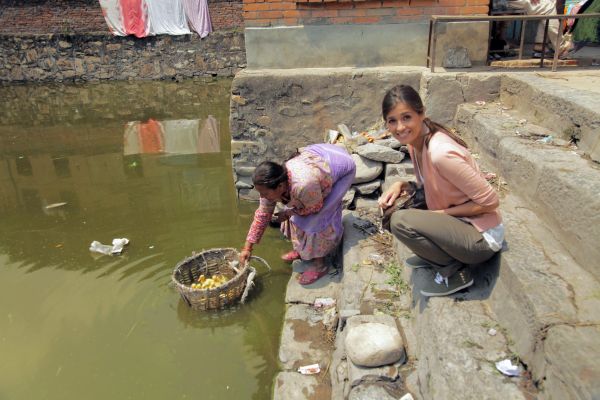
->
<box><xmin>378</xmin><ymin>85</ymin><xmax>504</xmax><ymax>297</ymax></box>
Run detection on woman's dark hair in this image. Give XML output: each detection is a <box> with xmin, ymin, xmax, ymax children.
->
<box><xmin>252</xmin><ymin>161</ymin><xmax>288</xmax><ymax>189</ymax></box>
<box><xmin>382</xmin><ymin>84</ymin><xmax>468</xmax><ymax>149</ymax></box>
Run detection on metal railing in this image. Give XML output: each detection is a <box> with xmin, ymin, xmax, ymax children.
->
<box><xmin>427</xmin><ymin>13</ymin><xmax>600</xmax><ymax>72</ymax></box>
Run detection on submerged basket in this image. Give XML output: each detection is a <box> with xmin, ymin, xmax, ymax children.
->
<box><xmin>172</xmin><ymin>248</ymin><xmax>253</xmax><ymax>311</ymax></box>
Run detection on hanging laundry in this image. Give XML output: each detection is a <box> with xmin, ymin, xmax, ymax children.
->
<box><xmin>162</xmin><ymin>119</ymin><xmax>200</xmax><ymax>154</ymax></box>
<box><xmin>138</xmin><ymin>119</ymin><xmax>165</xmax><ymax>154</ymax></box>
<box><xmin>120</xmin><ymin>0</ymin><xmax>150</xmax><ymax>38</ymax></box>
<box><xmin>198</xmin><ymin>115</ymin><xmax>220</xmax><ymax>154</ymax></box>
<box><xmin>183</xmin><ymin>0</ymin><xmax>212</xmax><ymax>38</ymax></box>
<box><xmin>99</xmin><ymin>0</ymin><xmax>127</xmax><ymax>36</ymax></box>
<box><xmin>146</xmin><ymin>0</ymin><xmax>191</xmax><ymax>36</ymax></box>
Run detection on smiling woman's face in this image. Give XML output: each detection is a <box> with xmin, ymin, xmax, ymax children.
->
<box><xmin>385</xmin><ymin>102</ymin><xmax>425</xmax><ymax>146</ymax></box>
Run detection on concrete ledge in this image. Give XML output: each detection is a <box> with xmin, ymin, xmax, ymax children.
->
<box><xmin>244</xmin><ymin>22</ymin><xmax>488</xmax><ymax>69</ymax></box>
<box><xmin>500</xmin><ymin>74</ymin><xmax>600</xmax><ymax>162</ymax></box>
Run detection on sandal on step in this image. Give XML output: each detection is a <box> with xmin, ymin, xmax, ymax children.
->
<box><xmin>281</xmin><ymin>250</ymin><xmax>300</xmax><ymax>262</ymax></box>
<box><xmin>299</xmin><ymin>267</ymin><xmax>329</xmax><ymax>285</ymax></box>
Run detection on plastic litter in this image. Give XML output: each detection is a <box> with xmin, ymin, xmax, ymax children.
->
<box><xmin>327</xmin><ymin>129</ymin><xmax>340</xmax><ymax>144</ymax></box>
<box><xmin>45</xmin><ymin>202</ymin><xmax>67</xmax><ymax>209</ymax></box>
<box><xmin>400</xmin><ymin>394</ymin><xmax>415</xmax><ymax>400</ymax></box>
<box><xmin>314</xmin><ymin>297</ymin><xmax>336</xmax><ymax>308</ymax></box>
<box><xmin>297</xmin><ymin>363</ymin><xmax>320</xmax><ymax>375</ymax></box>
<box><xmin>495</xmin><ymin>359</ymin><xmax>521</xmax><ymax>377</ymax></box>
<box><xmin>488</xmin><ymin>328</ymin><xmax>497</xmax><ymax>336</ymax></box>
<box><xmin>89</xmin><ymin>238</ymin><xmax>130</xmax><ymax>255</ymax></box>
<box><xmin>475</xmin><ymin>100</ymin><xmax>486</xmax><ymax>106</ymax></box>
<box><xmin>536</xmin><ymin>135</ymin><xmax>553</xmax><ymax>144</ymax></box>
<box><xmin>368</xmin><ymin>253</ymin><xmax>385</xmax><ymax>264</ymax></box>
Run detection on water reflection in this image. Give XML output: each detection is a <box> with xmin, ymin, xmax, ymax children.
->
<box><xmin>0</xmin><ymin>80</ymin><xmax>289</xmax><ymax>400</ymax></box>
<box><xmin>124</xmin><ymin>116</ymin><xmax>220</xmax><ymax>155</ymax></box>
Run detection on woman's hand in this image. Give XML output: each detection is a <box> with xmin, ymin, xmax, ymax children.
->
<box><xmin>378</xmin><ymin>181</ymin><xmax>407</xmax><ymax>209</ymax></box>
<box><xmin>239</xmin><ymin>244</ymin><xmax>253</xmax><ymax>265</ymax></box>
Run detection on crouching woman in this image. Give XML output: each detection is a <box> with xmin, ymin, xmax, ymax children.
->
<box><xmin>240</xmin><ymin>144</ymin><xmax>356</xmax><ymax>285</ymax></box>
<box><xmin>378</xmin><ymin>85</ymin><xmax>504</xmax><ymax>297</ymax></box>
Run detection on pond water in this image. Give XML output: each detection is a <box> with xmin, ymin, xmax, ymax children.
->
<box><xmin>0</xmin><ymin>79</ymin><xmax>290</xmax><ymax>400</ymax></box>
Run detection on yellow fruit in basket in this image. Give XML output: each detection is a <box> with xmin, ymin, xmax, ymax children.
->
<box><xmin>197</xmin><ymin>275</ymin><xmax>206</xmax><ymax>283</ymax></box>
<box><xmin>201</xmin><ymin>279</ymin><xmax>214</xmax><ymax>289</ymax></box>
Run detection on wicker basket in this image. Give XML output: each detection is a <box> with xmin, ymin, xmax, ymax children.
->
<box><xmin>172</xmin><ymin>248</ymin><xmax>254</xmax><ymax>311</ymax></box>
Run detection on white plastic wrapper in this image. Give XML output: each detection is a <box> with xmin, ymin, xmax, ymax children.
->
<box><xmin>313</xmin><ymin>298</ymin><xmax>336</xmax><ymax>308</ymax></box>
<box><xmin>495</xmin><ymin>359</ymin><xmax>521</xmax><ymax>377</ymax></box>
<box><xmin>297</xmin><ymin>363</ymin><xmax>320</xmax><ymax>375</ymax></box>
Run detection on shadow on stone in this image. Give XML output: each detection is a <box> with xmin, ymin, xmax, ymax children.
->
<box><xmin>410</xmin><ymin>252</ymin><xmax>501</xmax><ymax>312</ymax></box>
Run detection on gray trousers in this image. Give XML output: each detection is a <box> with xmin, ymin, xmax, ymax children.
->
<box><xmin>390</xmin><ymin>209</ymin><xmax>497</xmax><ymax>278</ymax></box>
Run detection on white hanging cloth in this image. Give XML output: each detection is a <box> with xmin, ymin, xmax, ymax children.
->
<box><xmin>183</xmin><ymin>0</ymin><xmax>212</xmax><ymax>38</ymax></box>
<box><xmin>146</xmin><ymin>0</ymin><xmax>191</xmax><ymax>35</ymax></box>
<box><xmin>99</xmin><ymin>0</ymin><xmax>127</xmax><ymax>36</ymax></box>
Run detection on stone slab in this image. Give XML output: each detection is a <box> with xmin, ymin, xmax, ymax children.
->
<box><xmin>285</xmin><ymin>259</ymin><xmax>342</xmax><ymax>304</ymax></box>
<box><xmin>393</xmin><ymin>233</ymin><xmax>527</xmax><ymax>400</ymax></box>
<box><xmin>278</xmin><ymin>303</ymin><xmax>335</xmax><ymax>370</ymax></box>
<box><xmin>273</xmin><ymin>371</ymin><xmax>331</xmax><ymax>400</ymax></box>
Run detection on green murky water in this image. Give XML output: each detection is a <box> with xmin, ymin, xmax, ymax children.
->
<box><xmin>0</xmin><ymin>80</ymin><xmax>290</xmax><ymax>400</ymax></box>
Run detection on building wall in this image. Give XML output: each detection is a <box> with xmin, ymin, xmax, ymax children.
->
<box><xmin>0</xmin><ymin>0</ymin><xmax>243</xmax><ymax>34</ymax></box>
<box><xmin>242</xmin><ymin>0</ymin><xmax>488</xmax><ymax>28</ymax></box>
<box><xmin>241</xmin><ymin>0</ymin><xmax>490</xmax><ymax>68</ymax></box>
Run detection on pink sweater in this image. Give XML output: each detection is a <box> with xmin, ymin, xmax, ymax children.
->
<box><xmin>409</xmin><ymin>131</ymin><xmax>502</xmax><ymax>232</ymax></box>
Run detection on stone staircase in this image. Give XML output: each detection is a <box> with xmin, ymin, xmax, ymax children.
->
<box><xmin>452</xmin><ymin>90</ymin><xmax>600</xmax><ymax>399</ymax></box>
<box><xmin>264</xmin><ymin>69</ymin><xmax>600</xmax><ymax>400</ymax></box>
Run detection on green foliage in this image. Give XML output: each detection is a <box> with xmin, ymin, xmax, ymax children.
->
<box><xmin>384</xmin><ymin>261</ymin><xmax>409</xmax><ymax>294</ymax></box>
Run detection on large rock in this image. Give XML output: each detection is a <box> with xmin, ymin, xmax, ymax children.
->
<box><xmin>342</xmin><ymin>187</ymin><xmax>356</xmax><ymax>209</ymax></box>
<box><xmin>385</xmin><ymin>162</ymin><xmax>414</xmax><ymax>180</ymax></box>
<box><xmin>356</xmin><ymin>143</ymin><xmax>405</xmax><ymax>163</ymax></box>
<box><xmin>352</xmin><ymin>154</ymin><xmax>383</xmax><ymax>184</ymax></box>
<box><xmin>374</xmin><ymin>138</ymin><xmax>402</xmax><ymax>149</ymax></box>
<box><xmin>345</xmin><ymin>322</ymin><xmax>405</xmax><ymax>367</ymax></box>
<box><xmin>353</xmin><ymin>180</ymin><xmax>381</xmax><ymax>195</ymax></box>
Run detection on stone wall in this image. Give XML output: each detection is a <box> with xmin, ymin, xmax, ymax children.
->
<box><xmin>229</xmin><ymin>68</ymin><xmax>502</xmax><ymax>198</ymax></box>
<box><xmin>0</xmin><ymin>30</ymin><xmax>246</xmax><ymax>83</ymax></box>
<box><xmin>0</xmin><ymin>0</ymin><xmax>243</xmax><ymax>34</ymax></box>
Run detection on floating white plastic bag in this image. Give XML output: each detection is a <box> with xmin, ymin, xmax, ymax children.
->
<box><xmin>111</xmin><ymin>238</ymin><xmax>129</xmax><ymax>255</ymax></box>
<box><xmin>89</xmin><ymin>238</ymin><xmax>130</xmax><ymax>256</ymax></box>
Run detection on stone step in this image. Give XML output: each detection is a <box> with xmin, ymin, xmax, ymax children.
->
<box><xmin>274</xmin><ymin>261</ymin><xmax>342</xmax><ymax>400</ymax></box>
<box><xmin>337</xmin><ymin>211</ymin><xmax>527</xmax><ymax>400</ymax></box>
<box><xmin>455</xmin><ymin>102</ymin><xmax>600</xmax><ymax>281</ymax></box>
<box><xmin>489</xmin><ymin>192</ymin><xmax>600</xmax><ymax>399</ymax></box>
<box><xmin>454</xmin><ymin>103</ymin><xmax>600</xmax><ymax>398</ymax></box>
<box><xmin>499</xmin><ymin>73</ymin><xmax>600</xmax><ymax>162</ymax></box>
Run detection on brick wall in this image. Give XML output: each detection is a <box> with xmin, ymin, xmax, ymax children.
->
<box><xmin>243</xmin><ymin>0</ymin><xmax>488</xmax><ymax>27</ymax></box>
<box><xmin>0</xmin><ymin>0</ymin><xmax>243</xmax><ymax>34</ymax></box>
